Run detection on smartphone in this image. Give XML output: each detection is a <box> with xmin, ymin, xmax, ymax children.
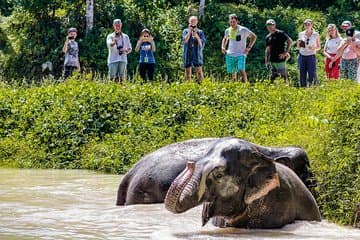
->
<box><xmin>346</xmin><ymin>27</ymin><xmax>355</xmax><ymax>38</ymax></box>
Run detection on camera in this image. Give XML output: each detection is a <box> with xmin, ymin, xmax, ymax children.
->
<box><xmin>346</xmin><ymin>27</ymin><xmax>355</xmax><ymax>38</ymax></box>
<box><xmin>298</xmin><ymin>40</ymin><xmax>306</xmax><ymax>48</ymax></box>
<box><xmin>117</xmin><ymin>45</ymin><xmax>124</xmax><ymax>55</ymax></box>
<box><xmin>68</xmin><ymin>36</ymin><xmax>75</xmax><ymax>40</ymax></box>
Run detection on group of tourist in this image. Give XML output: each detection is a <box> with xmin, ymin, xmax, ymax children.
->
<box><xmin>62</xmin><ymin>14</ymin><xmax>360</xmax><ymax>85</ymax></box>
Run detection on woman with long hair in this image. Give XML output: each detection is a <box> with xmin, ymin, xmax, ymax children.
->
<box><xmin>324</xmin><ymin>24</ymin><xmax>342</xmax><ymax>80</ymax></box>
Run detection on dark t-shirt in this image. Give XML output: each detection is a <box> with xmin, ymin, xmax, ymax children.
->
<box><xmin>265</xmin><ymin>30</ymin><xmax>289</xmax><ymax>62</ymax></box>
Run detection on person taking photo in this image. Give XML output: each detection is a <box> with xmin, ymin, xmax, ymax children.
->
<box><xmin>106</xmin><ymin>19</ymin><xmax>132</xmax><ymax>83</ymax></box>
<box><xmin>182</xmin><ymin>16</ymin><xmax>206</xmax><ymax>83</ymax></box>
<box><xmin>62</xmin><ymin>27</ymin><xmax>80</xmax><ymax>79</ymax></box>
<box><xmin>135</xmin><ymin>28</ymin><xmax>156</xmax><ymax>81</ymax></box>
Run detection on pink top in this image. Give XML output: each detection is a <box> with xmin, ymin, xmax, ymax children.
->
<box><xmin>342</xmin><ymin>39</ymin><xmax>360</xmax><ymax>60</ymax></box>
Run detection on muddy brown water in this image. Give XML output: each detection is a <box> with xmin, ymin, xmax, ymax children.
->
<box><xmin>0</xmin><ymin>168</ymin><xmax>359</xmax><ymax>240</ymax></box>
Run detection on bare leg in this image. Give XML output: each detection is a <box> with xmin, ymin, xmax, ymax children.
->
<box><xmin>232</xmin><ymin>72</ymin><xmax>237</xmax><ymax>81</ymax></box>
<box><xmin>185</xmin><ymin>67</ymin><xmax>192</xmax><ymax>81</ymax></box>
<box><xmin>240</xmin><ymin>70</ymin><xmax>248</xmax><ymax>83</ymax></box>
<box><xmin>195</xmin><ymin>66</ymin><xmax>204</xmax><ymax>83</ymax></box>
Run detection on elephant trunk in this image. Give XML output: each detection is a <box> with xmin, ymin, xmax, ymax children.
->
<box><xmin>165</xmin><ymin>161</ymin><xmax>201</xmax><ymax>213</ymax></box>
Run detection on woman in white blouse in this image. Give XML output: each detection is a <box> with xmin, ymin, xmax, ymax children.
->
<box><xmin>324</xmin><ymin>24</ymin><xmax>342</xmax><ymax>80</ymax></box>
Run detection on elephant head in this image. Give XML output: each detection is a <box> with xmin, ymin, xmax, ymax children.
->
<box><xmin>164</xmin><ymin>138</ymin><xmax>280</xmax><ymax>226</ymax></box>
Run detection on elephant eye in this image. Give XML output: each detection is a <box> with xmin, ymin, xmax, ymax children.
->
<box><xmin>215</xmin><ymin>173</ymin><xmax>223</xmax><ymax>179</ymax></box>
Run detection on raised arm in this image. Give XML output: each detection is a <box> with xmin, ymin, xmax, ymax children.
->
<box><xmin>150</xmin><ymin>38</ymin><xmax>156</xmax><ymax>52</ymax></box>
<box><xmin>332</xmin><ymin>40</ymin><xmax>348</xmax><ymax>63</ymax></box>
<box><xmin>62</xmin><ymin>39</ymin><xmax>69</xmax><ymax>53</ymax></box>
<box><xmin>135</xmin><ymin>38</ymin><xmax>143</xmax><ymax>53</ymax></box>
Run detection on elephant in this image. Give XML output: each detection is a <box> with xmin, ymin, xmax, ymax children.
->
<box><xmin>117</xmin><ymin>137</ymin><xmax>316</xmax><ymax>207</ymax></box>
<box><xmin>164</xmin><ymin>137</ymin><xmax>321</xmax><ymax>228</ymax></box>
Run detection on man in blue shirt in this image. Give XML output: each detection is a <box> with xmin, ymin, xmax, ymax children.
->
<box><xmin>182</xmin><ymin>16</ymin><xmax>206</xmax><ymax>83</ymax></box>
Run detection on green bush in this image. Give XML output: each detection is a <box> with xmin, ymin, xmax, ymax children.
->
<box><xmin>0</xmin><ymin>77</ymin><xmax>359</xmax><ymax>225</ymax></box>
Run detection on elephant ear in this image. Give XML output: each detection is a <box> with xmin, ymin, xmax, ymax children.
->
<box><xmin>274</xmin><ymin>156</ymin><xmax>294</xmax><ymax>171</ymax></box>
<box><xmin>244</xmin><ymin>151</ymin><xmax>280</xmax><ymax>205</ymax></box>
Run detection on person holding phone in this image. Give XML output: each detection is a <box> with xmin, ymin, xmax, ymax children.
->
<box><xmin>135</xmin><ymin>28</ymin><xmax>156</xmax><ymax>81</ymax></box>
<box><xmin>297</xmin><ymin>19</ymin><xmax>321</xmax><ymax>87</ymax></box>
<box><xmin>62</xmin><ymin>27</ymin><xmax>80</xmax><ymax>79</ymax></box>
<box><xmin>106</xmin><ymin>19</ymin><xmax>132</xmax><ymax>83</ymax></box>
<box><xmin>182</xmin><ymin>16</ymin><xmax>206</xmax><ymax>82</ymax></box>
<box><xmin>332</xmin><ymin>21</ymin><xmax>360</xmax><ymax>80</ymax></box>
<box><xmin>221</xmin><ymin>14</ymin><xmax>257</xmax><ymax>82</ymax></box>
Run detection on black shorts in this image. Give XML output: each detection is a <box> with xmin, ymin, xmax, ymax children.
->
<box><xmin>64</xmin><ymin>66</ymin><xmax>77</xmax><ymax>79</ymax></box>
<box><xmin>184</xmin><ymin>63</ymin><xmax>202</xmax><ymax>68</ymax></box>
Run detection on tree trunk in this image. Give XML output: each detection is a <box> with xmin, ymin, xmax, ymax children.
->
<box><xmin>85</xmin><ymin>0</ymin><xmax>94</xmax><ymax>32</ymax></box>
<box><xmin>199</xmin><ymin>0</ymin><xmax>205</xmax><ymax>18</ymax></box>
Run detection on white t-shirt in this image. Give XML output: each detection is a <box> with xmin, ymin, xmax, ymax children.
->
<box><xmin>106</xmin><ymin>32</ymin><xmax>132</xmax><ymax>64</ymax></box>
<box><xmin>298</xmin><ymin>30</ymin><xmax>320</xmax><ymax>56</ymax></box>
<box><xmin>324</xmin><ymin>37</ymin><xmax>342</xmax><ymax>54</ymax></box>
<box><xmin>225</xmin><ymin>25</ymin><xmax>252</xmax><ymax>57</ymax></box>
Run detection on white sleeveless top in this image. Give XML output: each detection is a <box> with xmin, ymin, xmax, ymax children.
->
<box><xmin>298</xmin><ymin>30</ymin><xmax>320</xmax><ymax>56</ymax></box>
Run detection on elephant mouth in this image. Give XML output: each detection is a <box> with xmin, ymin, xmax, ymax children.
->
<box><xmin>201</xmin><ymin>200</ymin><xmax>248</xmax><ymax>227</ymax></box>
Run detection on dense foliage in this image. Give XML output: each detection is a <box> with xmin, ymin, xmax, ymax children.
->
<box><xmin>0</xmin><ymin>78</ymin><xmax>358</xmax><ymax>225</ymax></box>
<box><xmin>1</xmin><ymin>1</ymin><xmax>360</xmax><ymax>81</ymax></box>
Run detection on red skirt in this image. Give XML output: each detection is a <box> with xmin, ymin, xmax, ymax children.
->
<box><xmin>325</xmin><ymin>53</ymin><xmax>340</xmax><ymax>79</ymax></box>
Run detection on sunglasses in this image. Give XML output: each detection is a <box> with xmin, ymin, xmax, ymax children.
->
<box><xmin>143</xmin><ymin>35</ymin><xmax>149</xmax><ymax>37</ymax></box>
<box><xmin>306</xmin><ymin>38</ymin><xmax>310</xmax><ymax>45</ymax></box>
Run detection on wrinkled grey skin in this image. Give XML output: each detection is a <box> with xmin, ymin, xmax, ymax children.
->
<box><xmin>164</xmin><ymin>138</ymin><xmax>321</xmax><ymax>229</ymax></box>
<box><xmin>117</xmin><ymin>137</ymin><xmax>316</xmax><ymax>207</ymax></box>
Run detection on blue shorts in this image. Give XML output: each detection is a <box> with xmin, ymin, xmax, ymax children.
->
<box><xmin>226</xmin><ymin>55</ymin><xmax>246</xmax><ymax>73</ymax></box>
<box><xmin>109</xmin><ymin>61</ymin><xmax>127</xmax><ymax>78</ymax></box>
